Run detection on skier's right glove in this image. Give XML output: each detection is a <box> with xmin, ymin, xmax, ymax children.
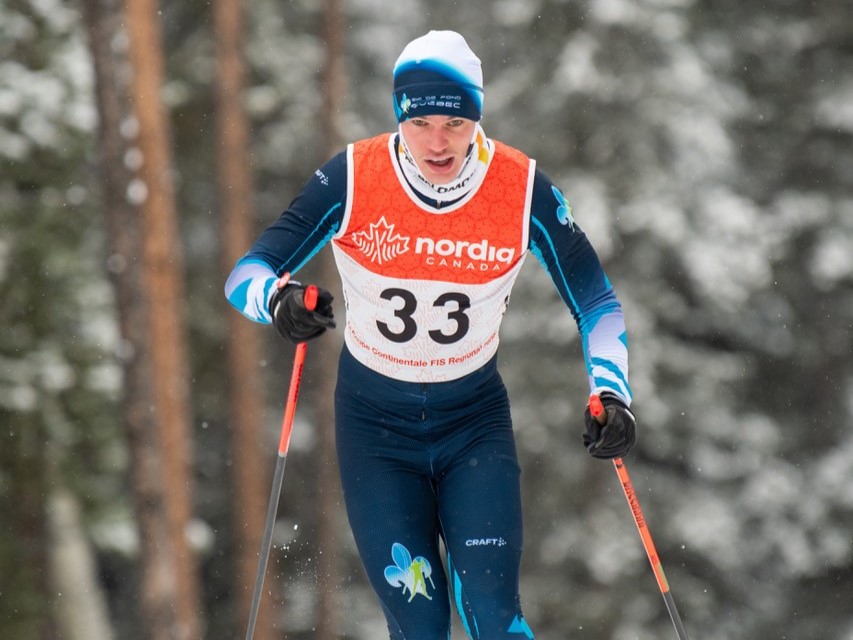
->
<box><xmin>269</xmin><ymin>281</ymin><xmax>336</xmax><ymax>344</ymax></box>
<box><xmin>583</xmin><ymin>392</ymin><xmax>636</xmax><ymax>459</ymax></box>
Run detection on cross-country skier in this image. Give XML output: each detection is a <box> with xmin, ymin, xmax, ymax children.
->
<box><xmin>225</xmin><ymin>30</ymin><xmax>636</xmax><ymax>640</ymax></box>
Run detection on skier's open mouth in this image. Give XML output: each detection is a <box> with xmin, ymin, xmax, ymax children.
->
<box><xmin>427</xmin><ymin>158</ymin><xmax>453</xmax><ymax>168</ymax></box>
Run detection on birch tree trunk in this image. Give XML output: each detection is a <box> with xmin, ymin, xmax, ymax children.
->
<box><xmin>47</xmin><ymin>489</ymin><xmax>115</xmax><ymax>640</ymax></box>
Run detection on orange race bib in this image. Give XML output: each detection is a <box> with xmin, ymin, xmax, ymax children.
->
<box><xmin>332</xmin><ymin>134</ymin><xmax>535</xmax><ymax>382</ymax></box>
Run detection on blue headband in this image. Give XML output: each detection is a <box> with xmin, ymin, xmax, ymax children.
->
<box><xmin>393</xmin><ymin>62</ymin><xmax>483</xmax><ymax>122</ymax></box>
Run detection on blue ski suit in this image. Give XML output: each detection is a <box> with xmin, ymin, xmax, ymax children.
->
<box><xmin>225</xmin><ymin>132</ymin><xmax>631</xmax><ymax>639</ymax></box>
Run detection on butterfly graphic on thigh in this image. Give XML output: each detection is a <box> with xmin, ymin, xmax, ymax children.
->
<box><xmin>384</xmin><ymin>542</ymin><xmax>435</xmax><ymax>602</ymax></box>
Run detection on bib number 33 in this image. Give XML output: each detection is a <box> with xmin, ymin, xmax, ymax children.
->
<box><xmin>377</xmin><ymin>288</ymin><xmax>470</xmax><ymax>345</ymax></box>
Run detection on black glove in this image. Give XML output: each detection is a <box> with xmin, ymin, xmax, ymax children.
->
<box><xmin>583</xmin><ymin>392</ymin><xmax>636</xmax><ymax>459</ymax></box>
<box><xmin>269</xmin><ymin>282</ymin><xmax>336</xmax><ymax>344</ymax></box>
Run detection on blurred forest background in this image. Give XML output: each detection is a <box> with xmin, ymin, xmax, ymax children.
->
<box><xmin>1</xmin><ymin>0</ymin><xmax>852</xmax><ymax>639</ymax></box>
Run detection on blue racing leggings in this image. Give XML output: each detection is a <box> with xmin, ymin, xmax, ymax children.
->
<box><xmin>334</xmin><ymin>346</ymin><xmax>535</xmax><ymax>639</ymax></box>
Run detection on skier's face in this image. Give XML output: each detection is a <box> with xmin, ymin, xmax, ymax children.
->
<box><xmin>400</xmin><ymin>115</ymin><xmax>477</xmax><ymax>185</ymax></box>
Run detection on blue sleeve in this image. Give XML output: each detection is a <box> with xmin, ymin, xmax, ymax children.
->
<box><xmin>224</xmin><ymin>151</ymin><xmax>347</xmax><ymax>323</ymax></box>
<box><xmin>528</xmin><ymin>169</ymin><xmax>632</xmax><ymax>404</ymax></box>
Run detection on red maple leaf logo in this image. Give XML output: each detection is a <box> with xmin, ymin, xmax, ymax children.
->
<box><xmin>351</xmin><ymin>216</ymin><xmax>410</xmax><ymax>264</ymax></box>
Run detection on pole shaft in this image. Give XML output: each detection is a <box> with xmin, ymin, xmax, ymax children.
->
<box><xmin>245</xmin><ymin>282</ymin><xmax>317</xmax><ymax>640</ymax></box>
<box><xmin>663</xmin><ymin>591</ymin><xmax>690</xmax><ymax>640</ymax></box>
<box><xmin>613</xmin><ymin>457</ymin><xmax>690</xmax><ymax>640</ymax></box>
<box><xmin>244</xmin><ymin>456</ymin><xmax>287</xmax><ymax>640</ymax></box>
<box><xmin>278</xmin><ymin>342</ymin><xmax>307</xmax><ymax>455</ymax></box>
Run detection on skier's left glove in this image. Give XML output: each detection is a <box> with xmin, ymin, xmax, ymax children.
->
<box><xmin>583</xmin><ymin>392</ymin><xmax>636</xmax><ymax>459</ymax></box>
<box><xmin>269</xmin><ymin>282</ymin><xmax>336</xmax><ymax>344</ymax></box>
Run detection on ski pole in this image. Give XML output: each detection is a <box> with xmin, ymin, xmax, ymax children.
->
<box><xmin>244</xmin><ymin>281</ymin><xmax>319</xmax><ymax>640</ymax></box>
<box><xmin>589</xmin><ymin>394</ymin><xmax>691</xmax><ymax>640</ymax></box>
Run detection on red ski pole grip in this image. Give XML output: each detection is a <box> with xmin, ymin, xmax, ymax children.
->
<box><xmin>303</xmin><ymin>284</ymin><xmax>318</xmax><ymax>312</ymax></box>
<box><xmin>588</xmin><ymin>394</ymin><xmax>606</xmax><ymax>425</ymax></box>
